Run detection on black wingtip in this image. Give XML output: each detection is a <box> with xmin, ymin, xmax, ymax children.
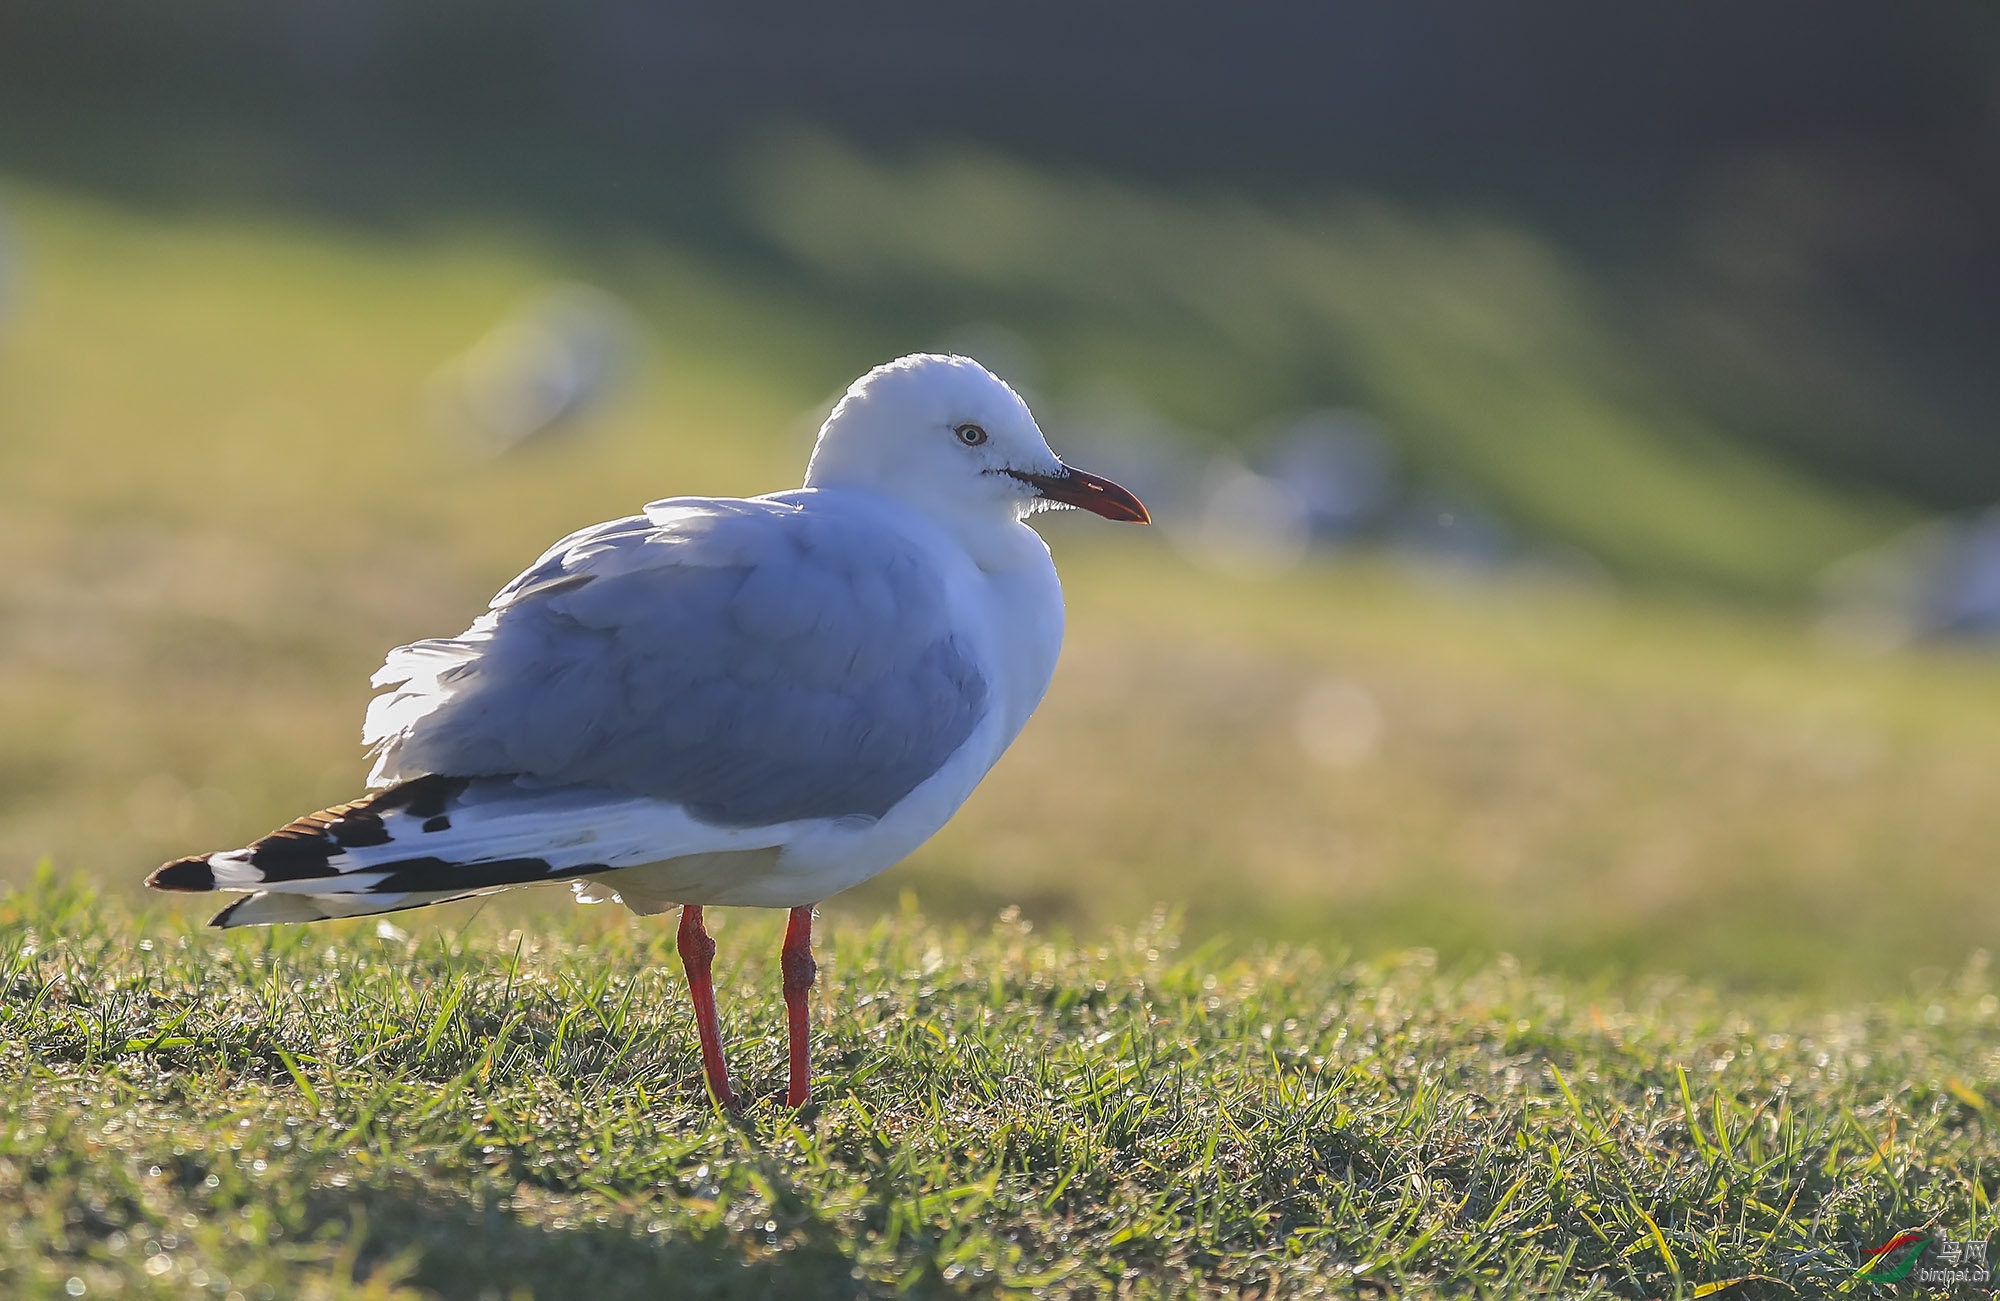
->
<box><xmin>147</xmin><ymin>855</ymin><xmax>216</xmax><ymax>892</ymax></box>
<box><xmin>208</xmin><ymin>896</ymin><xmax>249</xmax><ymax>927</ymax></box>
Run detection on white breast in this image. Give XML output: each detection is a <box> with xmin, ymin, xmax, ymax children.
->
<box><xmin>751</xmin><ymin>513</ymin><xmax>1066</xmax><ymax>905</ymax></box>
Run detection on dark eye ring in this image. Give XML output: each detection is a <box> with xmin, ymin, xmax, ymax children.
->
<box><xmin>954</xmin><ymin>423</ymin><xmax>988</xmax><ymax>447</ymax></box>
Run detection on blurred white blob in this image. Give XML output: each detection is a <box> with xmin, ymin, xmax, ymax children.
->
<box><xmin>1180</xmin><ymin>411</ymin><xmax>1397</xmax><ymax>577</ymax></box>
<box><xmin>979</xmin><ymin>372</ymin><xmax>1541</xmax><ymax>588</ymax></box>
<box><xmin>1045</xmin><ymin>386</ymin><xmax>1210</xmax><ymax>528</ymax></box>
<box><xmin>1047</xmin><ymin>391</ymin><xmax>1329</xmax><ymax>576</ymax></box>
<box><xmin>1821</xmin><ymin>509</ymin><xmax>2000</xmax><ymax>652</ymax></box>
<box><xmin>1393</xmin><ymin>486</ymin><xmax>1513</xmax><ymax>574</ymax></box>
<box><xmin>429</xmin><ymin>282</ymin><xmax>642</xmax><ymax>454</ymax></box>
<box><xmin>1927</xmin><ymin>514</ymin><xmax>2000</xmax><ymax>635</ymax></box>
<box><xmin>1190</xmin><ymin>457</ymin><xmax>1312</xmax><ymax>576</ymax></box>
<box><xmin>1295</xmin><ymin>678</ymin><xmax>1384</xmax><ymax>768</ymax></box>
<box><xmin>1255</xmin><ymin>411</ymin><xmax>1395</xmax><ymax>542</ymax></box>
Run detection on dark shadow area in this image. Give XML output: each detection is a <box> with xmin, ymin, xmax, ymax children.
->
<box><xmin>302</xmin><ymin>1174</ymin><xmax>930</xmax><ymax>1300</ymax></box>
<box><xmin>2</xmin><ymin>2</ymin><xmax>1993</xmax><ymax>205</ymax></box>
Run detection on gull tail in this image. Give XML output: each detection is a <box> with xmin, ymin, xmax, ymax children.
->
<box><xmin>147</xmin><ymin>774</ymin><xmax>622</xmax><ymax>928</ymax></box>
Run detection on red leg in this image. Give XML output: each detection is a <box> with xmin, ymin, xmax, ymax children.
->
<box><xmin>677</xmin><ymin>905</ymin><xmax>736</xmax><ymax>1108</ymax></box>
<box><xmin>781</xmin><ymin>905</ymin><xmax>818</xmax><ymax>1108</ymax></box>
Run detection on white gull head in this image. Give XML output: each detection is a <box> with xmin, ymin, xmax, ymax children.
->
<box><xmin>803</xmin><ymin>353</ymin><xmax>1149</xmax><ymax>527</ymax></box>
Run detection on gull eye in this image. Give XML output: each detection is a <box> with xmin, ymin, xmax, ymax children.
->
<box><xmin>954</xmin><ymin>423</ymin><xmax>988</xmax><ymax>447</ymax></box>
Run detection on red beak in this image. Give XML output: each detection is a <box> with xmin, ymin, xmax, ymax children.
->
<box><xmin>1008</xmin><ymin>462</ymin><xmax>1151</xmax><ymax>524</ymax></box>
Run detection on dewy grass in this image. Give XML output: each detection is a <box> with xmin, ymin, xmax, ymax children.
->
<box><xmin>2</xmin><ymin>871</ymin><xmax>1994</xmax><ymax>1298</ymax></box>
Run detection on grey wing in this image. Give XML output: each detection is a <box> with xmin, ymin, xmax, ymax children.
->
<box><xmin>363</xmin><ymin>497</ymin><xmax>990</xmax><ymax>827</ymax></box>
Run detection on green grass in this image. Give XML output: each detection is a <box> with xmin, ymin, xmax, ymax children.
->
<box><xmin>4</xmin><ymin>872</ymin><xmax>1995</xmax><ymax>1298</ymax></box>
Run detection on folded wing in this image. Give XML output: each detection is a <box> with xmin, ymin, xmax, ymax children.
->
<box><xmin>363</xmin><ymin>493</ymin><xmax>991</xmax><ymax>828</ymax></box>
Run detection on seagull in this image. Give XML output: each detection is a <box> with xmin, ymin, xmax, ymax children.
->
<box><xmin>147</xmin><ymin>354</ymin><xmax>1148</xmax><ymax>1108</ymax></box>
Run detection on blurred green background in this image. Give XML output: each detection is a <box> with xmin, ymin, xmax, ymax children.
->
<box><xmin>3</xmin><ymin>3</ymin><xmax>1999</xmax><ymax>991</ymax></box>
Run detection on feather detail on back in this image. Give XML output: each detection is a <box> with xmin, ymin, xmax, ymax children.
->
<box><xmin>361</xmin><ymin>494</ymin><xmax>988</xmax><ymax>827</ymax></box>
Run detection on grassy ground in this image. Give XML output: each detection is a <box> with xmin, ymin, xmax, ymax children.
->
<box><xmin>4</xmin><ymin>874</ymin><xmax>1997</xmax><ymax>1299</ymax></box>
<box><xmin>4</xmin><ymin>167</ymin><xmax>2000</xmax><ymax>1296</ymax></box>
